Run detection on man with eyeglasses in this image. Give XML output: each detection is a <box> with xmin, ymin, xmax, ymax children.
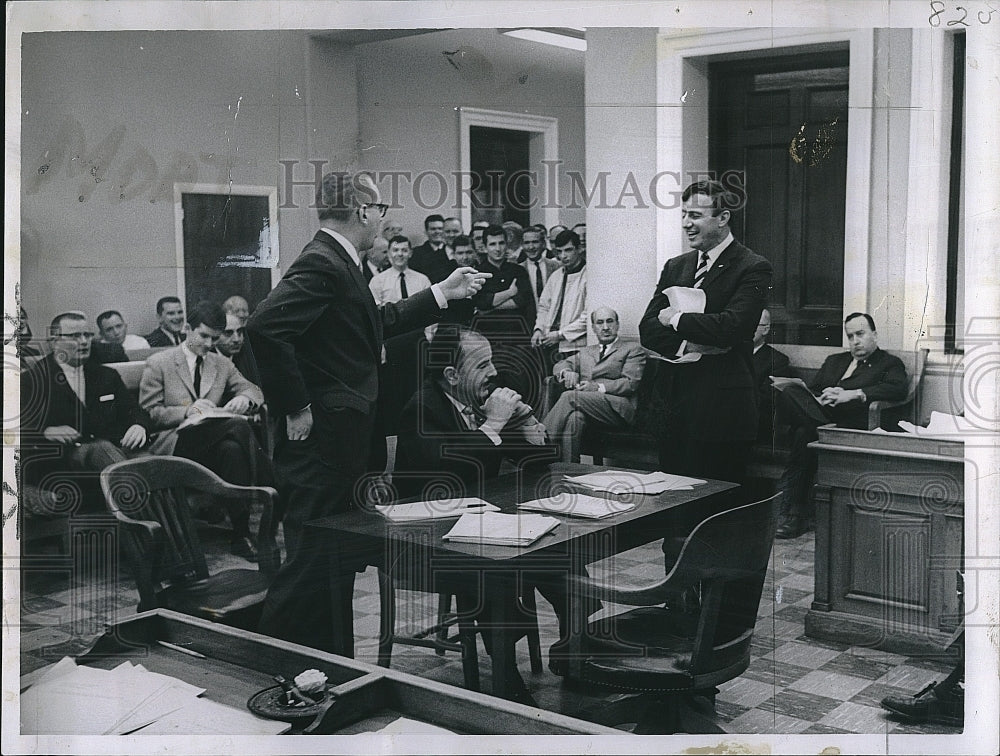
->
<box><xmin>20</xmin><ymin>311</ymin><xmax>152</xmax><ymax>490</ymax></box>
<box><xmin>247</xmin><ymin>171</ymin><xmax>490</xmax><ymax>655</ymax></box>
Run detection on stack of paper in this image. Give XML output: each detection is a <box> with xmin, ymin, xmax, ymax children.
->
<box><xmin>21</xmin><ymin>657</ymin><xmax>286</xmax><ymax>735</ymax></box>
<box><xmin>443</xmin><ymin>511</ymin><xmax>558</xmax><ymax>546</ymax></box>
<box><xmin>518</xmin><ymin>493</ymin><xmax>635</xmax><ymax>519</ymax></box>
<box><xmin>565</xmin><ymin>470</ymin><xmax>705</xmax><ymax>495</ymax></box>
<box><xmin>898</xmin><ymin>411</ymin><xmax>975</xmax><ymax>439</ymax></box>
<box><xmin>376</xmin><ymin>497</ymin><xmax>498</xmax><ymax>522</ymax></box>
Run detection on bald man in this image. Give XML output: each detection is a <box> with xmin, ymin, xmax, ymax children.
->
<box><xmin>542</xmin><ymin>308</ymin><xmax>647</xmax><ymax>463</ymax></box>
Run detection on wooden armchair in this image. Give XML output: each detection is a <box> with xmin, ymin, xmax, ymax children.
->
<box><xmin>564</xmin><ymin>493</ymin><xmax>779</xmax><ymax>734</ymax></box>
<box><xmin>868</xmin><ymin>348</ymin><xmax>928</xmax><ymax>430</ymax></box>
<box><xmin>100</xmin><ymin>456</ymin><xmax>280</xmax><ymax>630</ymax></box>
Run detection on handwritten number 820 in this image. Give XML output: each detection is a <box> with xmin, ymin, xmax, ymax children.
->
<box><xmin>930</xmin><ymin>1</ymin><xmax>995</xmax><ymax>24</ymax></box>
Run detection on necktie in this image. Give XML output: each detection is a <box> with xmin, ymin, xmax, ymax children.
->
<box><xmin>840</xmin><ymin>359</ymin><xmax>859</xmax><ymax>381</ymax></box>
<box><xmin>193</xmin><ymin>355</ymin><xmax>203</xmax><ymax>397</ymax></box>
<box><xmin>534</xmin><ymin>261</ymin><xmax>544</xmax><ymax>299</ymax></box>
<box><xmin>399</xmin><ymin>271</ymin><xmax>409</xmax><ymax>299</ymax></box>
<box><xmin>461</xmin><ymin>405</ymin><xmax>486</xmax><ymax>429</ymax></box>
<box><xmin>599</xmin><ymin>344</ymin><xmax>607</xmax><ymax>361</ymax></box>
<box><xmin>693</xmin><ymin>250</ymin><xmax>711</xmax><ymax>288</ymax></box>
<box><xmin>550</xmin><ymin>272</ymin><xmax>569</xmax><ymax>331</ymax></box>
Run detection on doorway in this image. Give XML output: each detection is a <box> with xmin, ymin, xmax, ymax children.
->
<box><xmin>469</xmin><ymin>125</ymin><xmax>531</xmax><ymax>228</ymax></box>
<box><xmin>710</xmin><ymin>50</ymin><xmax>850</xmax><ymax>345</ymax></box>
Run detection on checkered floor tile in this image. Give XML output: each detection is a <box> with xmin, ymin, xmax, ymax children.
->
<box><xmin>18</xmin><ymin>516</ymin><xmax>962</xmax><ymax>735</ymax></box>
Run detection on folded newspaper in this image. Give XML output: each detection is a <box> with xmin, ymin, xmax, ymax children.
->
<box><xmin>769</xmin><ymin>375</ymin><xmax>830</xmax><ymax>425</ymax></box>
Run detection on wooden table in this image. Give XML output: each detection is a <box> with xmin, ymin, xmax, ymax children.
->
<box><xmin>23</xmin><ymin>609</ymin><xmax>616</xmax><ymax>735</ymax></box>
<box><xmin>311</xmin><ymin>463</ymin><xmax>740</xmax><ymax>697</ymax></box>
<box><xmin>806</xmin><ymin>427</ymin><xmax>964</xmax><ymax>655</ymax></box>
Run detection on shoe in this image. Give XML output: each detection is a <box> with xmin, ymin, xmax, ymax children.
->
<box><xmin>881</xmin><ymin>681</ymin><xmax>963</xmax><ymax>726</ymax></box>
<box><xmin>775</xmin><ymin>519</ymin><xmax>803</xmax><ymax>539</ymax></box>
<box><xmin>230</xmin><ymin>535</ymin><xmax>258</xmax><ymax>562</ymax></box>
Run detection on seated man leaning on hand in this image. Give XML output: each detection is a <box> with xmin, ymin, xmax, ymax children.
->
<box><xmin>774</xmin><ymin>311</ymin><xmax>907</xmax><ymax>539</ymax></box>
<box><xmin>543</xmin><ymin>307</ymin><xmax>646</xmax><ymax>463</ymax></box>
<box><xmin>140</xmin><ymin>300</ymin><xmax>272</xmax><ymax>561</ymax></box>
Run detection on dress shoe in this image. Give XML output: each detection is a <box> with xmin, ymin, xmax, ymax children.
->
<box><xmin>775</xmin><ymin>519</ymin><xmax>803</xmax><ymax>539</ymax></box>
<box><xmin>230</xmin><ymin>535</ymin><xmax>258</xmax><ymax>562</ymax></box>
<box><xmin>881</xmin><ymin>681</ymin><xmax>963</xmax><ymax>726</ymax></box>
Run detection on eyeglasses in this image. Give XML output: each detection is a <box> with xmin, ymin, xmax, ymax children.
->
<box><xmin>57</xmin><ymin>331</ymin><xmax>95</xmax><ymax>341</ymax></box>
<box><xmin>363</xmin><ymin>203</ymin><xmax>390</xmax><ymax>219</ymax></box>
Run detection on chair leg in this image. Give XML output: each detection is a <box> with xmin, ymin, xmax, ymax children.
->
<box><xmin>520</xmin><ymin>588</ymin><xmax>543</xmax><ymax>674</ymax></box>
<box><xmin>454</xmin><ymin>592</ymin><xmax>481</xmax><ymax>692</ymax></box>
<box><xmin>377</xmin><ymin>568</ymin><xmax>395</xmax><ymax>668</ymax></box>
<box><xmin>435</xmin><ymin>592</ymin><xmax>452</xmax><ymax>656</ymax></box>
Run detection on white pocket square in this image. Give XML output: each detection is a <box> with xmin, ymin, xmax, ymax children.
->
<box><xmin>99</xmin><ymin>394</ymin><xmax>115</xmax><ymax>402</ymax></box>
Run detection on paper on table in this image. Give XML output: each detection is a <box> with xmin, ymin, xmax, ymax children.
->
<box><xmin>898</xmin><ymin>411</ymin><xmax>976</xmax><ymax>438</ymax></box>
<box><xmin>565</xmin><ymin>470</ymin><xmax>706</xmax><ymax>494</ymax></box>
<box><xmin>135</xmin><ymin>697</ymin><xmax>289</xmax><ymax>735</ymax></box>
<box><xmin>443</xmin><ymin>511</ymin><xmax>559</xmax><ymax>546</ymax></box>
<box><xmin>377</xmin><ymin>716</ymin><xmax>455</xmax><ymax>734</ymax></box>
<box><xmin>518</xmin><ymin>493</ymin><xmax>635</xmax><ymax>519</ymax></box>
<box><xmin>375</xmin><ymin>497</ymin><xmax>498</xmax><ymax>521</ymax></box>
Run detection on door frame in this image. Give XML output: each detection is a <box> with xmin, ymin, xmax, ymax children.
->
<box><xmin>457</xmin><ymin>107</ymin><xmax>559</xmax><ymax>233</ymax></box>
<box><xmin>656</xmin><ymin>28</ymin><xmax>876</xmax><ymax>347</ymax></box>
<box><xmin>172</xmin><ymin>182</ymin><xmax>280</xmax><ymax>306</ymax></box>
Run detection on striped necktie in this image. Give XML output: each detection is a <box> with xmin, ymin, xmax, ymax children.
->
<box><xmin>693</xmin><ymin>250</ymin><xmax>711</xmax><ymax>288</ymax></box>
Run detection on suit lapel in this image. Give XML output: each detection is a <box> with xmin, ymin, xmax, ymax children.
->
<box><xmin>323</xmin><ymin>233</ymin><xmax>380</xmax><ymax>341</ymax></box>
<box><xmin>173</xmin><ymin>350</ymin><xmax>197</xmax><ymax>400</ymax></box>
<box><xmin>700</xmin><ymin>241</ymin><xmax>740</xmax><ymax>291</ymax></box>
<box><xmin>200</xmin><ymin>353</ymin><xmax>218</xmax><ymax>397</ymax></box>
<box><xmin>48</xmin><ymin>356</ymin><xmax>87</xmax><ymax>425</ymax></box>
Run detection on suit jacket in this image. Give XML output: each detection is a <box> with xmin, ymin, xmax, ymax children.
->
<box><xmin>394</xmin><ymin>381</ymin><xmax>558</xmax><ymax>500</ymax></box>
<box><xmin>520</xmin><ymin>256</ymin><xmax>561</xmax><ymax>304</ymax></box>
<box><xmin>20</xmin><ymin>353</ymin><xmax>151</xmax><ymax>481</ymax></box>
<box><xmin>809</xmin><ymin>347</ymin><xmax>908</xmax><ymax>429</ymax></box>
<box><xmin>553</xmin><ymin>341</ymin><xmax>647</xmax><ymax>424</ymax></box>
<box><xmin>247</xmin><ymin>230</ymin><xmax>442</xmax><ymax>421</ymax></box>
<box><xmin>139</xmin><ymin>346</ymin><xmax>264</xmax><ymax>454</ymax></box>
<box><xmin>752</xmin><ymin>343</ymin><xmax>792</xmax><ymax>439</ymax></box>
<box><xmin>639</xmin><ymin>240</ymin><xmax>773</xmax><ymax>442</ymax></box>
<box><xmin>144</xmin><ymin>327</ymin><xmax>184</xmax><ymax>348</ymax></box>
<box><xmin>409</xmin><ymin>242</ymin><xmax>454</xmax><ymax>284</ymax></box>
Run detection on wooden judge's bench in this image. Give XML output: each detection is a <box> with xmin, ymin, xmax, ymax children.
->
<box><xmin>805</xmin><ymin>426</ymin><xmax>964</xmax><ymax>656</ymax></box>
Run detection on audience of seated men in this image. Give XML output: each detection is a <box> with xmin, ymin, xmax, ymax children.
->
<box><xmin>774</xmin><ymin>312</ymin><xmax>907</xmax><ymax>539</ymax></box>
<box><xmin>519</xmin><ymin>227</ymin><xmax>560</xmax><ymax>309</ymax></box>
<box><xmin>144</xmin><ymin>295</ymin><xmax>187</xmax><ymax>347</ymax></box>
<box><xmin>751</xmin><ymin>308</ymin><xmax>792</xmax><ymax>444</ymax></box>
<box><xmin>542</xmin><ymin>308</ymin><xmax>646</xmax><ymax>463</ymax></box>
<box><xmin>96</xmin><ymin>309</ymin><xmax>150</xmax><ymax>351</ymax></box>
<box><xmin>471</xmin><ymin>224</ymin><xmax>539</xmax><ymax>406</ymax></box>
<box><xmin>20</xmin><ymin>311</ymin><xmax>151</xmax><ymax>493</ymax></box>
<box><xmin>531</xmin><ymin>229</ymin><xmax>588</xmax><ymax>377</ymax></box>
<box><xmin>409</xmin><ymin>213</ymin><xmax>454</xmax><ymax>284</ymax></box>
<box><xmin>139</xmin><ymin>300</ymin><xmax>271</xmax><ymax>560</ymax></box>
<box><xmin>395</xmin><ymin>325</ymin><xmax>583</xmax><ymax>704</ymax></box>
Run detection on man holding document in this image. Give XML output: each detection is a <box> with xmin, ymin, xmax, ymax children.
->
<box><xmin>639</xmin><ymin>179</ymin><xmax>772</xmax><ymax>486</ymax></box>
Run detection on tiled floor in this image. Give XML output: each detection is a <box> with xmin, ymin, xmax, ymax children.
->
<box><xmin>17</xmin><ymin>516</ymin><xmax>962</xmax><ymax>735</ymax></box>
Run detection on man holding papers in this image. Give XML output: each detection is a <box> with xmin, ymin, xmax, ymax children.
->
<box><xmin>772</xmin><ymin>312</ymin><xmax>907</xmax><ymax>538</ymax></box>
<box><xmin>639</xmin><ymin>179</ymin><xmax>772</xmax><ymax>486</ymax></box>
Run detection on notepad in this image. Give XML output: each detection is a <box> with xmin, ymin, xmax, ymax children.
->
<box><xmin>376</xmin><ymin>497</ymin><xmax>498</xmax><ymax>522</ymax></box>
<box><xmin>518</xmin><ymin>493</ymin><xmax>635</xmax><ymax>519</ymax></box>
<box><xmin>564</xmin><ymin>470</ymin><xmax>706</xmax><ymax>495</ymax></box>
<box><xmin>443</xmin><ymin>511</ymin><xmax>559</xmax><ymax>546</ymax></box>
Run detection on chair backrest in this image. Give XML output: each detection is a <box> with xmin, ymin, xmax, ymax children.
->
<box><xmin>886</xmin><ymin>348</ymin><xmax>928</xmax><ymax>402</ymax></box>
<box><xmin>100</xmin><ymin>456</ymin><xmax>278</xmax><ymax>610</ymax></box>
<box><xmin>106</xmin><ymin>360</ymin><xmax>146</xmax><ymax>392</ymax></box>
<box><xmin>666</xmin><ymin>493</ymin><xmax>779</xmax><ymax>686</ymax></box>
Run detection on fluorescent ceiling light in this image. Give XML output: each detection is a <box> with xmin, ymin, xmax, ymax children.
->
<box><xmin>501</xmin><ymin>28</ymin><xmax>586</xmax><ymax>52</ymax></box>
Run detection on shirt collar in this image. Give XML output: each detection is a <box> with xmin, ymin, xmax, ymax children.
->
<box><xmin>599</xmin><ymin>337</ymin><xmax>619</xmax><ymax>351</ymax></box>
<box><xmin>443</xmin><ymin>390</ymin><xmax>480</xmax><ymax>429</ymax></box>
<box><xmin>701</xmin><ymin>232</ymin><xmax>734</xmax><ymax>268</ymax></box>
<box><xmin>320</xmin><ymin>227</ymin><xmax>361</xmax><ymax>268</ymax></box>
<box><xmin>56</xmin><ymin>359</ymin><xmax>84</xmax><ymax>378</ymax></box>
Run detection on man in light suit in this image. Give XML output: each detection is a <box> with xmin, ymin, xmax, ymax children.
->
<box><xmin>639</xmin><ymin>180</ymin><xmax>772</xmax><ymax>486</ymax></box>
<box><xmin>543</xmin><ymin>308</ymin><xmax>647</xmax><ymax>463</ymax></box>
<box><xmin>246</xmin><ymin>171</ymin><xmax>488</xmax><ymax>655</ymax></box>
<box><xmin>140</xmin><ymin>300</ymin><xmax>269</xmax><ymax>560</ymax></box>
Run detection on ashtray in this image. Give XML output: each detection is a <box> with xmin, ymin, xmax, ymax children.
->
<box><xmin>247</xmin><ymin>685</ymin><xmax>335</xmax><ymax>723</ymax></box>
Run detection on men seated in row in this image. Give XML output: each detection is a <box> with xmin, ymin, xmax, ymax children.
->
<box><xmin>774</xmin><ymin>312</ymin><xmax>907</xmax><ymax>538</ymax></box>
<box><xmin>144</xmin><ymin>295</ymin><xmax>187</xmax><ymax>347</ymax></box>
<box><xmin>21</xmin><ymin>311</ymin><xmax>151</xmax><ymax>491</ymax></box>
<box><xmin>531</xmin><ymin>229</ymin><xmax>587</xmax><ymax>375</ymax></box>
<box><xmin>140</xmin><ymin>300</ymin><xmax>272</xmax><ymax>560</ymax></box>
<box><xmin>394</xmin><ymin>325</ymin><xmax>582</xmax><ymax>703</ymax></box>
<box><xmin>542</xmin><ymin>308</ymin><xmax>647</xmax><ymax>463</ymax></box>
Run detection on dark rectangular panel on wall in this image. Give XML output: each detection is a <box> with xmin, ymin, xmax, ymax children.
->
<box><xmin>181</xmin><ymin>192</ymin><xmax>272</xmax><ymax>312</ymax></box>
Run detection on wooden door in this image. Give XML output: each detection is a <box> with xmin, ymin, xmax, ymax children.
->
<box><xmin>710</xmin><ymin>51</ymin><xmax>850</xmax><ymax>345</ymax></box>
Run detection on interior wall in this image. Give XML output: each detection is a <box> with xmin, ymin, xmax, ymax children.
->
<box><xmin>354</xmin><ymin>28</ymin><xmax>586</xmax><ymax>244</ymax></box>
<box><xmin>19</xmin><ymin>30</ymin><xmax>355</xmax><ymax>335</ymax></box>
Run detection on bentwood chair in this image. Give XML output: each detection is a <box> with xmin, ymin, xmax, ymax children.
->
<box><xmin>101</xmin><ymin>456</ymin><xmax>280</xmax><ymax>630</ymax></box>
<box><xmin>564</xmin><ymin>493</ymin><xmax>779</xmax><ymax>734</ymax></box>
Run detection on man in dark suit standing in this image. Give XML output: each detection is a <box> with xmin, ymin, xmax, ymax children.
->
<box><xmin>144</xmin><ymin>296</ymin><xmax>187</xmax><ymax>347</ymax></box>
<box><xmin>774</xmin><ymin>312</ymin><xmax>907</xmax><ymax>538</ymax></box>
<box><xmin>639</xmin><ymin>180</ymin><xmax>773</xmax><ymax>486</ymax></box>
<box><xmin>409</xmin><ymin>213</ymin><xmax>454</xmax><ymax>284</ymax></box>
<box><xmin>751</xmin><ymin>308</ymin><xmax>792</xmax><ymax>444</ymax></box>
<box><xmin>20</xmin><ymin>311</ymin><xmax>150</xmax><ymax>489</ymax></box>
<box><xmin>246</xmin><ymin>171</ymin><xmax>488</xmax><ymax>655</ymax></box>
